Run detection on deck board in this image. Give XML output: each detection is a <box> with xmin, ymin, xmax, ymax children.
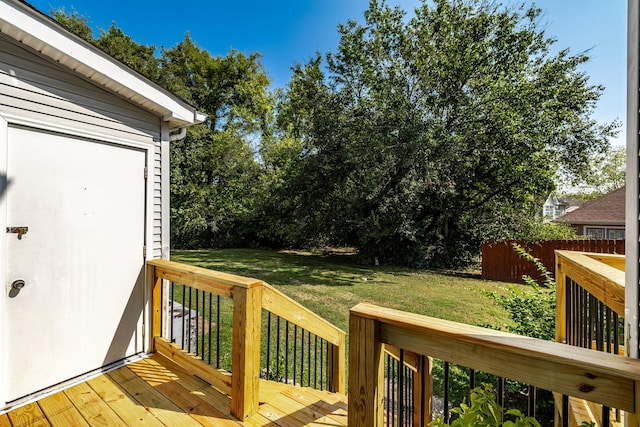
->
<box><xmin>0</xmin><ymin>414</ymin><xmax>11</xmax><ymax>427</ymax></box>
<box><xmin>64</xmin><ymin>382</ymin><xmax>127</xmax><ymax>427</ymax></box>
<box><xmin>0</xmin><ymin>414</ymin><xmax>12</xmax><ymax>427</ymax></box>
<box><xmin>85</xmin><ymin>375</ymin><xmax>164</xmax><ymax>427</ymax></box>
<box><xmin>281</xmin><ymin>389</ymin><xmax>347</xmax><ymax>425</ymax></box>
<box><xmin>138</xmin><ymin>356</ymin><xmax>236</xmax><ymax>419</ymax></box>
<box><xmin>2</xmin><ymin>354</ymin><xmax>347</xmax><ymax>426</ymax></box>
<box><xmin>264</xmin><ymin>393</ymin><xmax>345</xmax><ymax>427</ymax></box>
<box><xmin>37</xmin><ymin>393</ymin><xmax>89</xmax><ymax>427</ymax></box>
<box><xmin>7</xmin><ymin>402</ymin><xmax>51</xmax><ymax>427</ymax></box>
<box><xmin>108</xmin><ymin>366</ymin><xmax>202</xmax><ymax>426</ymax></box>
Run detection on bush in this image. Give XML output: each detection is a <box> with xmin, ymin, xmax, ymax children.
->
<box><xmin>483</xmin><ymin>243</ymin><xmax>557</xmax><ymax>424</ymax></box>
<box><xmin>430</xmin><ymin>384</ymin><xmax>541</xmax><ymax>427</ymax></box>
<box><xmin>430</xmin><ymin>384</ymin><xmax>594</xmax><ymax>427</ymax></box>
<box><xmin>486</xmin><ymin>243</ymin><xmax>555</xmax><ymax>341</ymax></box>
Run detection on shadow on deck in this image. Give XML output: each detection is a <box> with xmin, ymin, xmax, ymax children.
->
<box><xmin>1</xmin><ymin>353</ymin><xmax>348</xmax><ymax>427</ymax></box>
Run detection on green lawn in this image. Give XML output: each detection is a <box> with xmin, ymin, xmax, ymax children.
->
<box><xmin>171</xmin><ymin>248</ymin><xmax>523</xmax><ymax>333</ymax></box>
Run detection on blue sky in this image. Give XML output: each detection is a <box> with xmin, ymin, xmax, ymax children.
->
<box><xmin>29</xmin><ymin>0</ymin><xmax>627</xmax><ymax>146</ymax></box>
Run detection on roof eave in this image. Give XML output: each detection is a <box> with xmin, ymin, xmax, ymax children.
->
<box><xmin>1</xmin><ymin>0</ymin><xmax>206</xmax><ymax>129</ymax></box>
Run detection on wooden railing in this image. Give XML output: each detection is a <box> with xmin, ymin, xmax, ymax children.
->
<box><xmin>555</xmin><ymin>250</ymin><xmax>625</xmax><ymax>345</ymax></box>
<box><xmin>262</xmin><ymin>283</ymin><xmax>346</xmax><ymax>392</ymax></box>
<box><xmin>348</xmin><ymin>303</ymin><xmax>640</xmax><ymax>426</ymax></box>
<box><xmin>381</xmin><ymin>345</ymin><xmax>429</xmax><ymax>425</ymax></box>
<box><xmin>147</xmin><ymin>259</ymin><xmax>345</xmax><ymax>421</ymax></box>
<box><xmin>555</xmin><ymin>250</ymin><xmax>626</xmax><ymax>425</ymax></box>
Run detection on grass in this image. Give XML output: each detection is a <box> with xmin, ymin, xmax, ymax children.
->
<box><xmin>171</xmin><ymin>248</ymin><xmax>525</xmax><ymax>334</ymax></box>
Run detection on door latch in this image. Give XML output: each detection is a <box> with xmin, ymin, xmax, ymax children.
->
<box><xmin>6</xmin><ymin>226</ymin><xmax>28</xmax><ymax>239</ymax></box>
<box><xmin>9</xmin><ymin>279</ymin><xmax>25</xmax><ymax>298</ymax></box>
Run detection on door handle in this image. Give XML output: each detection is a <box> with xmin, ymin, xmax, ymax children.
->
<box><xmin>9</xmin><ymin>279</ymin><xmax>25</xmax><ymax>298</ymax></box>
<box><xmin>7</xmin><ymin>226</ymin><xmax>28</xmax><ymax>240</ymax></box>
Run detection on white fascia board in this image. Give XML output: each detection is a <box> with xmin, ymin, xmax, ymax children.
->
<box><xmin>195</xmin><ymin>111</ymin><xmax>208</xmax><ymax>124</ymax></box>
<box><xmin>162</xmin><ymin>110</ymin><xmax>207</xmax><ymax>128</ymax></box>
<box><xmin>0</xmin><ymin>0</ymin><xmax>203</xmax><ymax>128</ymax></box>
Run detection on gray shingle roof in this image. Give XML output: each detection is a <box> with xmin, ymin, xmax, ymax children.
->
<box><xmin>555</xmin><ymin>186</ymin><xmax>625</xmax><ymax>226</ymax></box>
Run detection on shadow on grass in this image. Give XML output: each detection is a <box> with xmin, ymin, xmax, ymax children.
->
<box><xmin>171</xmin><ymin>248</ymin><xmax>394</xmax><ymax>287</ymax></box>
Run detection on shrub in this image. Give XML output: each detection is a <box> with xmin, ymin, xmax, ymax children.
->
<box><xmin>486</xmin><ymin>243</ymin><xmax>555</xmax><ymax>341</ymax></box>
<box><xmin>429</xmin><ymin>384</ymin><xmax>541</xmax><ymax>427</ymax></box>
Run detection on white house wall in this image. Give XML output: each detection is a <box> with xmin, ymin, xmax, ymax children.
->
<box><xmin>0</xmin><ymin>33</ymin><xmax>167</xmax><ymax>258</ymax></box>
<box><xmin>627</xmin><ymin>0</ymin><xmax>639</xmax><ymax>359</ymax></box>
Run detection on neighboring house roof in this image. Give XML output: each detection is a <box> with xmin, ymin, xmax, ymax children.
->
<box><xmin>544</xmin><ymin>194</ymin><xmax>583</xmax><ymax>210</ymax></box>
<box><xmin>555</xmin><ymin>186</ymin><xmax>626</xmax><ymax>226</ymax></box>
<box><xmin>542</xmin><ymin>194</ymin><xmax>584</xmax><ymax>222</ymax></box>
<box><xmin>558</xmin><ymin>196</ymin><xmax>583</xmax><ymax>210</ymax></box>
<box><xmin>1</xmin><ymin>0</ymin><xmax>206</xmax><ymax>130</ymax></box>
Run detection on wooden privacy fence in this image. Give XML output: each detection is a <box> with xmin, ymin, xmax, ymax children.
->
<box><xmin>481</xmin><ymin>239</ymin><xmax>625</xmax><ymax>284</ymax></box>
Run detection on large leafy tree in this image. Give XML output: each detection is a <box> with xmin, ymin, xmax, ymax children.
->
<box><xmin>94</xmin><ymin>24</ymin><xmax>160</xmax><ymax>81</ymax></box>
<box><xmin>50</xmin><ymin>7</ymin><xmax>93</xmax><ymax>42</ymax></box>
<box><xmin>257</xmin><ymin>57</ymin><xmax>334</xmax><ymax>245</ymax></box>
<box><xmin>52</xmin><ymin>2</ymin><xmax>617</xmax><ymax>265</ymax></box>
<box><xmin>558</xmin><ymin>144</ymin><xmax>625</xmax><ymax>201</ymax></box>
<box><xmin>160</xmin><ymin>36</ymin><xmax>272</xmax><ymax>247</ymax></box>
<box><xmin>53</xmin><ymin>9</ymin><xmax>272</xmax><ymax>248</ymax></box>
<box><xmin>273</xmin><ymin>0</ymin><xmax>616</xmax><ymax>267</ymax></box>
<box><xmin>51</xmin><ymin>8</ymin><xmax>159</xmax><ymax>81</ymax></box>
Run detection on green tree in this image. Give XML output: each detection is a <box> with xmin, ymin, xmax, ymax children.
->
<box><xmin>52</xmin><ymin>7</ymin><xmax>273</xmax><ymax>249</ymax></box>
<box><xmin>159</xmin><ymin>36</ymin><xmax>272</xmax><ymax>247</ymax></box>
<box><xmin>558</xmin><ymin>144</ymin><xmax>625</xmax><ymax>201</ymax></box>
<box><xmin>94</xmin><ymin>24</ymin><xmax>160</xmax><ymax>81</ymax></box>
<box><xmin>50</xmin><ymin>7</ymin><xmax>93</xmax><ymax>42</ymax></box>
<box><xmin>272</xmin><ymin>0</ymin><xmax>616</xmax><ymax>267</ymax></box>
<box><xmin>257</xmin><ymin>57</ymin><xmax>334</xmax><ymax>245</ymax></box>
<box><xmin>51</xmin><ymin>9</ymin><xmax>159</xmax><ymax>81</ymax></box>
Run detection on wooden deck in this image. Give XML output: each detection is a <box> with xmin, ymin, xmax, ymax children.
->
<box><xmin>1</xmin><ymin>354</ymin><xmax>348</xmax><ymax>427</ymax></box>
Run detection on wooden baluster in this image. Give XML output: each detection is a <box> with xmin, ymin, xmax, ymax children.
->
<box><xmin>555</xmin><ymin>253</ymin><xmax>567</xmax><ymax>344</ymax></box>
<box><xmin>327</xmin><ymin>334</ymin><xmax>346</xmax><ymax>394</ymax></box>
<box><xmin>413</xmin><ymin>354</ymin><xmax>431</xmax><ymax>427</ymax></box>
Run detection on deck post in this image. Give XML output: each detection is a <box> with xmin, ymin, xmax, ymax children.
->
<box><xmin>328</xmin><ymin>334</ymin><xmax>346</xmax><ymax>394</ymax></box>
<box><xmin>628</xmin><ymin>379</ymin><xmax>640</xmax><ymax>427</ymax></box>
<box><xmin>348</xmin><ymin>309</ymin><xmax>384</xmax><ymax>426</ymax></box>
<box><xmin>150</xmin><ymin>264</ymin><xmax>162</xmax><ymax>352</ymax></box>
<box><xmin>555</xmin><ymin>252</ymin><xmax>567</xmax><ymax>344</ymax></box>
<box><xmin>231</xmin><ymin>284</ymin><xmax>263</xmax><ymax>420</ymax></box>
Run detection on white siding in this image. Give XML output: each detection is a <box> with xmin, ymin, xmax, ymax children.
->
<box><xmin>0</xmin><ymin>33</ymin><xmax>166</xmax><ymax>258</ymax></box>
<box><xmin>627</xmin><ymin>0</ymin><xmax>640</xmax><ymax>359</ymax></box>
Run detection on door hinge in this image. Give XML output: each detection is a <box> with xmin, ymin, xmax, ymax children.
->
<box><xmin>144</xmin><ymin>166</ymin><xmax>148</xmax><ymax>180</ymax></box>
<box><xmin>143</xmin><ymin>245</ymin><xmax>147</xmax><ymax>258</ymax></box>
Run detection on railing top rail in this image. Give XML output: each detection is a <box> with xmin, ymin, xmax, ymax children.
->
<box><xmin>147</xmin><ymin>259</ymin><xmax>263</xmax><ymax>297</ymax></box>
<box><xmin>555</xmin><ymin>250</ymin><xmax>625</xmax><ymax>316</ymax></box>
<box><xmin>261</xmin><ymin>284</ymin><xmax>345</xmax><ymax>346</ymax></box>
<box><xmin>148</xmin><ymin>258</ymin><xmax>346</xmax><ymax>349</ymax></box>
<box><xmin>582</xmin><ymin>253</ymin><xmax>625</xmax><ymax>272</ymax></box>
<box><xmin>351</xmin><ymin>302</ymin><xmax>640</xmax><ymax>411</ymax></box>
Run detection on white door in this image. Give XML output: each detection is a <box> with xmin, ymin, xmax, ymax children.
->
<box><xmin>4</xmin><ymin>125</ymin><xmax>146</xmax><ymax>403</ymax></box>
